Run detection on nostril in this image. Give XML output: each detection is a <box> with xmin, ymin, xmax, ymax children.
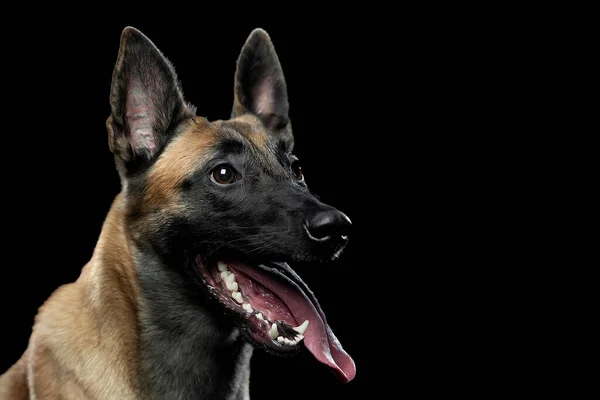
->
<box><xmin>305</xmin><ymin>210</ymin><xmax>352</xmax><ymax>243</ymax></box>
<box><xmin>304</xmin><ymin>224</ymin><xmax>331</xmax><ymax>242</ymax></box>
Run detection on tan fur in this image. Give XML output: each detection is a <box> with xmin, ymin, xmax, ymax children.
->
<box><xmin>232</xmin><ymin>114</ymin><xmax>269</xmax><ymax>149</ymax></box>
<box><xmin>0</xmin><ymin>359</ymin><xmax>28</xmax><ymax>399</ymax></box>
<box><xmin>0</xmin><ymin>195</ymin><xmax>141</xmax><ymax>399</ymax></box>
<box><xmin>145</xmin><ymin>117</ymin><xmax>215</xmax><ymax>209</ymax></box>
<box><xmin>0</xmin><ymin>116</ymin><xmax>272</xmax><ymax>399</ymax></box>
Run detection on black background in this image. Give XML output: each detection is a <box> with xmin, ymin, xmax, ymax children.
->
<box><xmin>0</xmin><ymin>9</ymin><xmax>514</xmax><ymax>399</ymax></box>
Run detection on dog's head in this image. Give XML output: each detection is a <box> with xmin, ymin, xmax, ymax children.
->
<box><xmin>107</xmin><ymin>27</ymin><xmax>355</xmax><ymax>382</ymax></box>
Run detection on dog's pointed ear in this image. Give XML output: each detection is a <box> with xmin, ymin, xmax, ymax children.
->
<box><xmin>232</xmin><ymin>29</ymin><xmax>289</xmax><ymax>131</ymax></box>
<box><xmin>107</xmin><ymin>27</ymin><xmax>195</xmax><ymax>171</ymax></box>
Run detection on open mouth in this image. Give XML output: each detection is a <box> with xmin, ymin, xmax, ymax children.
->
<box><xmin>196</xmin><ymin>257</ymin><xmax>356</xmax><ymax>383</ymax></box>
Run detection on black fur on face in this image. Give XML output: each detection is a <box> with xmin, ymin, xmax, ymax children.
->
<box><xmin>151</xmin><ymin>121</ymin><xmax>349</xmax><ymax>268</ymax></box>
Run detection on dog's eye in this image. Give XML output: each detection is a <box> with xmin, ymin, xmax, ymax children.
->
<box><xmin>291</xmin><ymin>160</ymin><xmax>304</xmax><ymax>181</ymax></box>
<box><xmin>211</xmin><ymin>164</ymin><xmax>237</xmax><ymax>185</ymax></box>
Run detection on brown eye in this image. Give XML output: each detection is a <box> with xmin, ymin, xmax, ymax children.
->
<box><xmin>291</xmin><ymin>160</ymin><xmax>304</xmax><ymax>181</ymax></box>
<box><xmin>211</xmin><ymin>164</ymin><xmax>237</xmax><ymax>185</ymax></box>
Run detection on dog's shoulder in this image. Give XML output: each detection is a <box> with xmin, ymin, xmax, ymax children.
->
<box><xmin>0</xmin><ymin>281</ymin><xmax>83</xmax><ymax>400</ymax></box>
<box><xmin>0</xmin><ymin>355</ymin><xmax>29</xmax><ymax>399</ymax></box>
<box><xmin>24</xmin><ymin>277</ymin><xmax>97</xmax><ymax>398</ymax></box>
<box><xmin>0</xmin><ymin>278</ymin><xmax>86</xmax><ymax>399</ymax></box>
<box><xmin>9</xmin><ymin>261</ymin><xmax>140</xmax><ymax>399</ymax></box>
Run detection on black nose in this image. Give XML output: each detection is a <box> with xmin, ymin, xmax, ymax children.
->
<box><xmin>305</xmin><ymin>209</ymin><xmax>352</xmax><ymax>243</ymax></box>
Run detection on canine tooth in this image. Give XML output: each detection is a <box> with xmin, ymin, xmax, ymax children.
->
<box><xmin>233</xmin><ymin>292</ymin><xmax>244</xmax><ymax>303</ymax></box>
<box><xmin>217</xmin><ymin>262</ymin><xmax>228</xmax><ymax>272</ymax></box>
<box><xmin>295</xmin><ymin>334</ymin><xmax>304</xmax><ymax>341</ymax></box>
<box><xmin>226</xmin><ymin>281</ymin><xmax>238</xmax><ymax>292</ymax></box>
<box><xmin>256</xmin><ymin>313</ymin><xmax>265</xmax><ymax>321</ymax></box>
<box><xmin>221</xmin><ymin>271</ymin><xmax>232</xmax><ymax>280</ymax></box>
<box><xmin>242</xmin><ymin>303</ymin><xmax>253</xmax><ymax>313</ymax></box>
<box><xmin>277</xmin><ymin>336</ymin><xmax>285</xmax><ymax>343</ymax></box>
<box><xmin>293</xmin><ymin>320</ymin><xmax>309</xmax><ymax>335</ymax></box>
<box><xmin>269</xmin><ymin>323</ymin><xmax>279</xmax><ymax>339</ymax></box>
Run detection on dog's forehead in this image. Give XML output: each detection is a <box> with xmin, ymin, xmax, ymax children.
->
<box><xmin>214</xmin><ymin>114</ymin><xmax>275</xmax><ymax>151</ymax></box>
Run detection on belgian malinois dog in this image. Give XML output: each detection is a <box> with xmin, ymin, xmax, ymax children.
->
<box><xmin>0</xmin><ymin>27</ymin><xmax>355</xmax><ymax>399</ymax></box>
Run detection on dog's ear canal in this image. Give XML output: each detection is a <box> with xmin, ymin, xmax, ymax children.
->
<box><xmin>232</xmin><ymin>29</ymin><xmax>290</xmax><ymax>131</ymax></box>
<box><xmin>107</xmin><ymin>27</ymin><xmax>194</xmax><ymax>170</ymax></box>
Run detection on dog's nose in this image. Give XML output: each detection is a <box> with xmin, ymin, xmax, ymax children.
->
<box><xmin>305</xmin><ymin>209</ymin><xmax>352</xmax><ymax>243</ymax></box>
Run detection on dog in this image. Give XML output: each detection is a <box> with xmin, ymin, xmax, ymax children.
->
<box><xmin>0</xmin><ymin>27</ymin><xmax>355</xmax><ymax>399</ymax></box>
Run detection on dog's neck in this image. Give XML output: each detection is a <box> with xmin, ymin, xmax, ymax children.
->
<box><xmin>92</xmin><ymin>194</ymin><xmax>253</xmax><ymax>399</ymax></box>
<box><xmin>134</xmin><ymin>248</ymin><xmax>253</xmax><ymax>400</ymax></box>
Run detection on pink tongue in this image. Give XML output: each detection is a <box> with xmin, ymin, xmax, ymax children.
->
<box><xmin>232</xmin><ymin>263</ymin><xmax>356</xmax><ymax>383</ymax></box>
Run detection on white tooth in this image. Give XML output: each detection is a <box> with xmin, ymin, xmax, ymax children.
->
<box><xmin>233</xmin><ymin>292</ymin><xmax>243</xmax><ymax>303</ymax></box>
<box><xmin>256</xmin><ymin>313</ymin><xmax>265</xmax><ymax>321</ymax></box>
<box><xmin>277</xmin><ymin>336</ymin><xmax>285</xmax><ymax>343</ymax></box>
<box><xmin>242</xmin><ymin>303</ymin><xmax>253</xmax><ymax>313</ymax></box>
<box><xmin>293</xmin><ymin>320</ymin><xmax>309</xmax><ymax>335</ymax></box>
<box><xmin>284</xmin><ymin>338</ymin><xmax>293</xmax><ymax>345</ymax></box>
<box><xmin>225</xmin><ymin>273</ymin><xmax>236</xmax><ymax>284</ymax></box>
<box><xmin>217</xmin><ymin>262</ymin><xmax>228</xmax><ymax>272</ymax></box>
<box><xmin>226</xmin><ymin>281</ymin><xmax>238</xmax><ymax>292</ymax></box>
<box><xmin>269</xmin><ymin>323</ymin><xmax>279</xmax><ymax>339</ymax></box>
<box><xmin>221</xmin><ymin>271</ymin><xmax>232</xmax><ymax>280</ymax></box>
<box><xmin>295</xmin><ymin>334</ymin><xmax>304</xmax><ymax>341</ymax></box>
